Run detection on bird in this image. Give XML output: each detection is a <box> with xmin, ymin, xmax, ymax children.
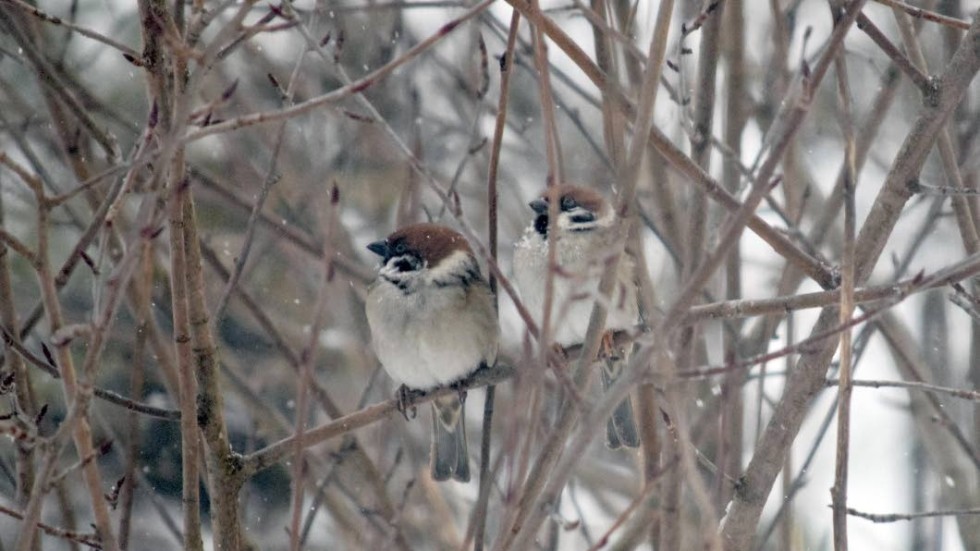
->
<box><xmin>512</xmin><ymin>184</ymin><xmax>641</xmax><ymax>448</ymax></box>
<box><xmin>365</xmin><ymin>223</ymin><xmax>499</xmax><ymax>481</ymax></box>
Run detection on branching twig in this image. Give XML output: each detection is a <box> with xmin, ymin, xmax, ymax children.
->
<box><xmin>2</xmin><ymin>0</ymin><xmax>140</xmax><ymax>58</ymax></box>
<box><xmin>181</xmin><ymin>0</ymin><xmax>494</xmax><ymax>144</ymax></box>
<box><xmin>240</xmin><ymin>363</ymin><xmax>515</xmax><ymax>478</ymax></box>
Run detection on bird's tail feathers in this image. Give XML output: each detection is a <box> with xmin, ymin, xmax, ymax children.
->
<box><xmin>602</xmin><ymin>357</ymin><xmax>640</xmax><ymax>449</ymax></box>
<box><xmin>430</xmin><ymin>397</ymin><xmax>470</xmax><ymax>482</ymax></box>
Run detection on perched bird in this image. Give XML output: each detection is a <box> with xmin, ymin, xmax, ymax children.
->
<box><xmin>365</xmin><ymin>223</ymin><xmax>499</xmax><ymax>481</ymax></box>
<box><xmin>513</xmin><ymin>184</ymin><xmax>641</xmax><ymax>448</ymax></box>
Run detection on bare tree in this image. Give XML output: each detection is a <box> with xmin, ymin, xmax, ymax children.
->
<box><xmin>0</xmin><ymin>1</ymin><xmax>977</xmax><ymax>550</ymax></box>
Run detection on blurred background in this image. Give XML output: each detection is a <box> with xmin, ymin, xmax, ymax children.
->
<box><xmin>0</xmin><ymin>0</ymin><xmax>978</xmax><ymax>549</ymax></box>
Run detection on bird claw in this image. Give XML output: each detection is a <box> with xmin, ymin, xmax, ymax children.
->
<box><xmin>600</xmin><ymin>331</ymin><xmax>623</xmax><ymax>361</ymax></box>
<box><xmin>396</xmin><ymin>385</ymin><xmax>420</xmax><ymax>421</ymax></box>
<box><xmin>552</xmin><ymin>343</ymin><xmax>568</xmax><ymax>361</ymax></box>
<box><xmin>546</xmin><ymin>343</ymin><xmax>569</xmax><ymax>370</ymax></box>
<box><xmin>449</xmin><ymin>380</ymin><xmax>468</xmax><ymax>405</ymax></box>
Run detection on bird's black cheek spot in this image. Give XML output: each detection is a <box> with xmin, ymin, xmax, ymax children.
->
<box><xmin>534</xmin><ymin>214</ymin><xmax>549</xmax><ymax>237</ymax></box>
<box><xmin>570</xmin><ymin>213</ymin><xmax>596</xmax><ymax>225</ymax></box>
<box><xmin>395</xmin><ymin>260</ymin><xmax>412</xmax><ymax>272</ymax></box>
<box><xmin>392</xmin><ymin>254</ymin><xmax>422</xmax><ymax>273</ymax></box>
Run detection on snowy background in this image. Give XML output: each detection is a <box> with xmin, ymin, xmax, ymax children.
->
<box><xmin>0</xmin><ymin>0</ymin><xmax>978</xmax><ymax>549</ymax></box>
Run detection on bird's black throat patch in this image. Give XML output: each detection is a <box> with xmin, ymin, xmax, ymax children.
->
<box><xmin>533</xmin><ymin>214</ymin><xmax>549</xmax><ymax>237</ymax></box>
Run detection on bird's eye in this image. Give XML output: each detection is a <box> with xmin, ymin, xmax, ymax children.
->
<box><xmin>393</xmin><ymin>242</ymin><xmax>407</xmax><ymax>255</ymax></box>
<box><xmin>560</xmin><ymin>196</ymin><xmax>577</xmax><ymax>211</ymax></box>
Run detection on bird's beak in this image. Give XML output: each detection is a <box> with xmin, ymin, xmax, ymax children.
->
<box><xmin>367</xmin><ymin>240</ymin><xmax>389</xmax><ymax>258</ymax></box>
<box><xmin>529</xmin><ymin>198</ymin><xmax>549</xmax><ymax>214</ymax></box>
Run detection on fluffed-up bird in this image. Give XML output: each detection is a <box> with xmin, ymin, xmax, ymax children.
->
<box><xmin>366</xmin><ymin>223</ymin><xmax>499</xmax><ymax>481</ymax></box>
<box><xmin>513</xmin><ymin>184</ymin><xmax>641</xmax><ymax>448</ymax></box>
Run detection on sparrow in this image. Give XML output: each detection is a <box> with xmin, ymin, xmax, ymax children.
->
<box><xmin>512</xmin><ymin>184</ymin><xmax>641</xmax><ymax>448</ymax></box>
<box><xmin>365</xmin><ymin>223</ymin><xmax>499</xmax><ymax>481</ymax></box>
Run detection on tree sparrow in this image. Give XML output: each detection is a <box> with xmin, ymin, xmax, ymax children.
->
<box><xmin>512</xmin><ymin>184</ymin><xmax>641</xmax><ymax>448</ymax></box>
<box><xmin>365</xmin><ymin>223</ymin><xmax>499</xmax><ymax>481</ymax></box>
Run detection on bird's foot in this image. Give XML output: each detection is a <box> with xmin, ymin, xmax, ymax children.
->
<box><xmin>396</xmin><ymin>385</ymin><xmax>421</xmax><ymax>421</ymax></box>
<box><xmin>449</xmin><ymin>379</ymin><xmax>468</xmax><ymax>405</ymax></box>
<box><xmin>547</xmin><ymin>343</ymin><xmax>569</xmax><ymax>369</ymax></box>
<box><xmin>600</xmin><ymin>331</ymin><xmax>623</xmax><ymax>362</ymax></box>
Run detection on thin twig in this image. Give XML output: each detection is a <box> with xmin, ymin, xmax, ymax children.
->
<box><xmin>831</xmin><ymin>30</ymin><xmax>857</xmax><ymax>551</ymax></box>
<box><xmin>826</xmin><ymin>378</ymin><xmax>980</xmax><ymax>400</ymax></box>
<box><xmin>913</xmin><ymin>181</ymin><xmax>980</xmax><ymax>196</ymax></box>
<box><xmin>530</xmin><ymin>0</ymin><xmax>564</xmax><ymax>185</ymax></box>
<box><xmin>870</xmin><ymin>0</ymin><xmax>972</xmax><ymax>30</ymax></box>
<box><xmin>0</xmin><ymin>502</ymin><xmax>103</xmax><ymax>549</ymax></box>
<box><xmin>845</xmin><ymin>506</ymin><xmax>980</xmax><ymax>523</ymax></box>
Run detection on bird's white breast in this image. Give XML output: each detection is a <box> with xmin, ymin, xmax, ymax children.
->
<box><xmin>513</xmin><ymin>228</ymin><xmax>637</xmax><ymax>346</ymax></box>
<box><xmin>366</xmin><ymin>279</ymin><xmax>495</xmax><ymax>390</ymax></box>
